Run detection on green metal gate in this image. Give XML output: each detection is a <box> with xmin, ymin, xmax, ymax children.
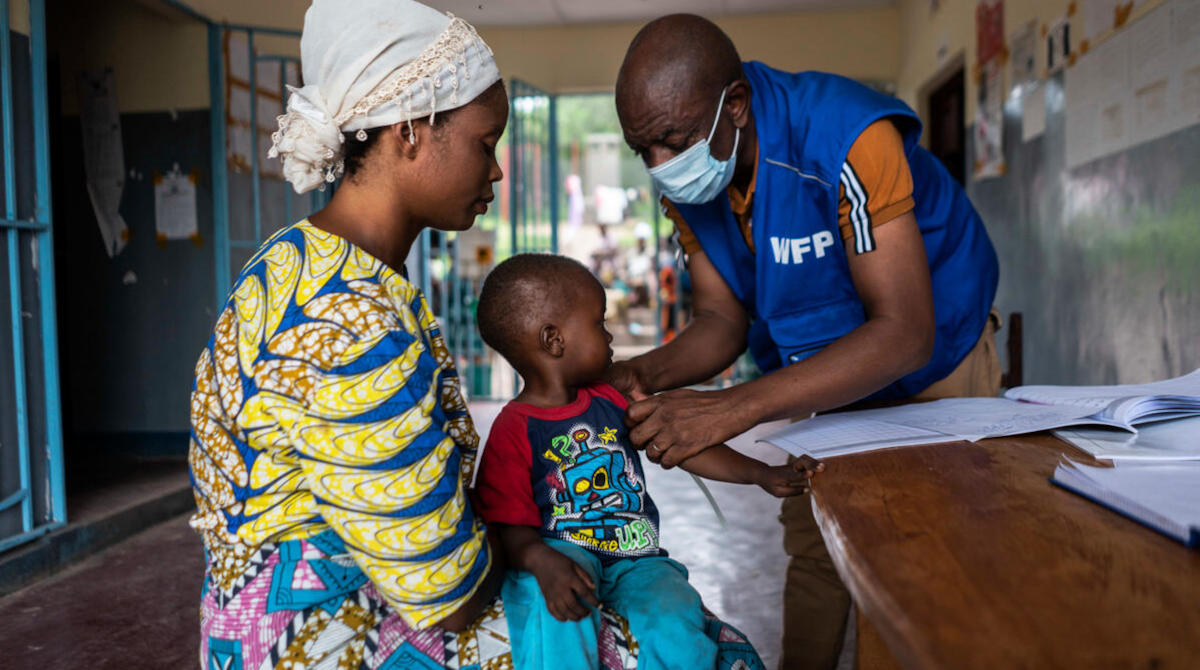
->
<box><xmin>430</xmin><ymin>78</ymin><xmax>558</xmax><ymax>399</ymax></box>
<box><xmin>0</xmin><ymin>0</ymin><xmax>66</xmax><ymax>553</ymax></box>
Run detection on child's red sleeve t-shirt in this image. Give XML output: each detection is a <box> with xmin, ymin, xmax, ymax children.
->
<box><xmin>473</xmin><ymin>406</ymin><xmax>541</xmax><ymax>527</ymax></box>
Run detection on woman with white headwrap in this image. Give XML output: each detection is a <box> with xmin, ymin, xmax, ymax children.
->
<box><xmin>188</xmin><ymin>1</ymin><xmax>764</xmax><ymax>667</ymax></box>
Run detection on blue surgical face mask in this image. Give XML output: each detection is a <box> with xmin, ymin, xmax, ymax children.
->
<box><xmin>648</xmin><ymin>86</ymin><xmax>741</xmax><ymax>205</ymax></box>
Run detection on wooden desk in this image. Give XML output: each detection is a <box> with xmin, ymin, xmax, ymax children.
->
<box><xmin>811</xmin><ymin>434</ymin><xmax>1200</xmax><ymax>669</ymax></box>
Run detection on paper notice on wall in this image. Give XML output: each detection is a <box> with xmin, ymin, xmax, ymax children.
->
<box><xmin>228</xmin><ymin>123</ymin><xmax>253</xmax><ymax>173</ymax></box>
<box><xmin>1022</xmin><ymin>82</ymin><xmax>1047</xmax><ymax>141</ymax></box>
<box><xmin>78</xmin><ymin>69</ymin><xmax>128</xmax><ymax>258</ymax></box>
<box><xmin>1065</xmin><ymin>48</ymin><xmax>1098</xmax><ymax>167</ymax></box>
<box><xmin>1128</xmin><ymin>2</ymin><xmax>1172</xmax><ymax>144</ymax></box>
<box><xmin>976</xmin><ymin>0</ymin><xmax>1005</xmax><ymax>66</ymax></box>
<box><xmin>285</xmin><ymin>61</ymin><xmax>301</xmax><ymax>89</ymax></box>
<box><xmin>1081</xmin><ymin>0</ymin><xmax>1119</xmax><ymax>46</ymax></box>
<box><xmin>227</xmin><ymin>30</ymin><xmax>251</xmax><ymax>84</ymax></box>
<box><xmin>1047</xmin><ymin>18</ymin><xmax>1071</xmax><ymax>74</ymax></box>
<box><xmin>1171</xmin><ymin>0</ymin><xmax>1200</xmax><ymax>133</ymax></box>
<box><xmin>1010</xmin><ymin>21</ymin><xmax>1039</xmax><ymax>93</ymax></box>
<box><xmin>1092</xmin><ymin>33</ymin><xmax>1131</xmax><ymax>158</ymax></box>
<box><xmin>154</xmin><ymin>163</ymin><xmax>198</xmax><ymax>241</ymax></box>
<box><xmin>255</xmin><ymin>58</ymin><xmax>282</xmax><ymax>96</ymax></box>
<box><xmin>973</xmin><ymin>61</ymin><xmax>1006</xmax><ymax>179</ymax></box>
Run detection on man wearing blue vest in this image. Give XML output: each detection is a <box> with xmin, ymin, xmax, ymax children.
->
<box><xmin>609</xmin><ymin>14</ymin><xmax>1001</xmax><ymax>670</ymax></box>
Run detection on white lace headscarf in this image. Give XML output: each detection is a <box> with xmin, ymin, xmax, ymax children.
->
<box><xmin>269</xmin><ymin>0</ymin><xmax>500</xmax><ymax>194</ymax></box>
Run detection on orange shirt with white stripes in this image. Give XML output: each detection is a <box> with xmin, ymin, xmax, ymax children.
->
<box><xmin>663</xmin><ymin>119</ymin><xmax>915</xmax><ymax>257</ymax></box>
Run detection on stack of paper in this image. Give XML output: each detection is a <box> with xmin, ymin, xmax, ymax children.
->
<box><xmin>1005</xmin><ymin>369</ymin><xmax>1200</xmax><ymax>428</ymax></box>
<box><xmin>762</xmin><ymin>369</ymin><xmax>1200</xmax><ymax>461</ymax></box>
<box><xmin>1052</xmin><ymin>460</ymin><xmax>1200</xmax><ymax>546</ymax></box>
<box><xmin>1054</xmin><ymin>417</ymin><xmax>1200</xmax><ymax>462</ymax></box>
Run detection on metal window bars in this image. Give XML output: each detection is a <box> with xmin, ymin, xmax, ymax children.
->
<box><xmin>0</xmin><ymin>0</ymin><xmax>67</xmax><ymax>553</ymax></box>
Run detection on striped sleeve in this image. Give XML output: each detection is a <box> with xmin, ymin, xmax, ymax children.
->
<box><xmin>837</xmin><ymin>119</ymin><xmax>915</xmax><ymax>254</ymax></box>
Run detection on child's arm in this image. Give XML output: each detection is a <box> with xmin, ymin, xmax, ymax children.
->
<box><xmin>676</xmin><ymin>445</ymin><xmax>824</xmax><ymax>497</ymax></box>
<box><xmin>495</xmin><ymin>524</ymin><xmax>601</xmax><ymax>622</ymax></box>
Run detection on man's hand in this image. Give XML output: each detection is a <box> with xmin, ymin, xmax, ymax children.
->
<box><xmin>604</xmin><ymin>361</ymin><xmax>651</xmax><ymax>402</ymax></box>
<box><xmin>754</xmin><ymin>455</ymin><xmax>824</xmax><ymax>497</ymax></box>
<box><xmin>528</xmin><ymin>544</ymin><xmax>601</xmax><ymax>622</ymax></box>
<box><xmin>626</xmin><ymin>387</ymin><xmax>757</xmax><ymax>468</ymax></box>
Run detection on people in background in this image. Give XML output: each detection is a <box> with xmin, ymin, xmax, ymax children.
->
<box><xmin>610</xmin><ymin>14</ymin><xmax>1000</xmax><ymax>669</ymax></box>
<box><xmin>472</xmin><ymin>253</ymin><xmax>820</xmax><ymax>670</ymax></box>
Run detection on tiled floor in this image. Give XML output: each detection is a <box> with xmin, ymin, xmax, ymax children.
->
<box><xmin>0</xmin><ymin>405</ymin><xmax>801</xmax><ymax>669</ymax></box>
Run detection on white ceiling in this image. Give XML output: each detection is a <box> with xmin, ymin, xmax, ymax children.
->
<box><xmin>426</xmin><ymin>0</ymin><xmax>893</xmax><ymax>26</ymax></box>
<box><xmin>173</xmin><ymin>0</ymin><xmax>894</xmax><ymax>30</ymax></box>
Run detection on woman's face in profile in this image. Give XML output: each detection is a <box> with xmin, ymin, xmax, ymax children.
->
<box><xmin>412</xmin><ymin>82</ymin><xmax>509</xmax><ymax>232</ymax></box>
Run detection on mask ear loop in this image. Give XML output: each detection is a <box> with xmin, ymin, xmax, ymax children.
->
<box><xmin>706</xmin><ymin>85</ymin><xmax>731</xmax><ymax>143</ymax></box>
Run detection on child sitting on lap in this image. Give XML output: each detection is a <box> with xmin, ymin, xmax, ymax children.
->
<box><xmin>472</xmin><ymin>254</ymin><xmax>822</xmax><ymax>670</ymax></box>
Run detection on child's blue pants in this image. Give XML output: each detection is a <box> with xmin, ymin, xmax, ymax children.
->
<box><xmin>501</xmin><ymin>538</ymin><xmax>717</xmax><ymax>670</ymax></box>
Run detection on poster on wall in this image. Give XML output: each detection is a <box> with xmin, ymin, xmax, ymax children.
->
<box><xmin>976</xmin><ymin>0</ymin><xmax>1005</xmax><ymax>66</ymax></box>
<box><xmin>1171</xmin><ymin>0</ymin><xmax>1200</xmax><ymax>132</ymax></box>
<box><xmin>974</xmin><ymin>61</ymin><xmax>1006</xmax><ymax>178</ymax></box>
<box><xmin>1064</xmin><ymin>0</ymin><xmax>1197</xmax><ymax>168</ymax></box>
<box><xmin>78</xmin><ymin>69</ymin><xmax>129</xmax><ymax>258</ymax></box>
<box><xmin>1081</xmin><ymin>0</ymin><xmax>1120</xmax><ymax>48</ymax></box>
<box><xmin>974</xmin><ymin>0</ymin><xmax>1006</xmax><ymax>179</ymax></box>
<box><xmin>1046</xmin><ymin>18</ymin><xmax>1071</xmax><ymax>74</ymax></box>
<box><xmin>154</xmin><ymin>163</ymin><xmax>199</xmax><ymax>242</ymax></box>
<box><xmin>1022</xmin><ymin>83</ymin><xmax>1047</xmax><ymax>141</ymax></box>
<box><xmin>1010</xmin><ymin>21</ymin><xmax>1039</xmax><ymax>93</ymax></box>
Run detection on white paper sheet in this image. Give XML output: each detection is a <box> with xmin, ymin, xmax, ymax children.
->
<box><xmin>285</xmin><ymin>61</ymin><xmax>301</xmax><ymax>89</ymax></box>
<box><xmin>228</xmin><ymin>30</ymin><xmax>251</xmax><ymax>83</ymax></box>
<box><xmin>1010</xmin><ymin>21</ymin><xmax>1039</xmax><ymax>92</ymax></box>
<box><xmin>1091</xmin><ymin>32</ymin><xmax>1132</xmax><ymax>158</ymax></box>
<box><xmin>1047</xmin><ymin>18</ymin><xmax>1071</xmax><ymax>74</ymax></box>
<box><xmin>1128</xmin><ymin>3</ymin><xmax>1173</xmax><ymax>144</ymax></box>
<box><xmin>1082</xmin><ymin>0</ymin><xmax>1119</xmax><ymax>44</ymax></box>
<box><xmin>762</xmin><ymin>398</ymin><xmax>1103</xmax><ymax>459</ymax></box>
<box><xmin>154</xmin><ymin>164</ymin><xmax>198</xmax><ymax>240</ymax></box>
<box><xmin>1022</xmin><ymin>83</ymin><xmax>1047</xmax><ymax>141</ymax></box>
<box><xmin>1065</xmin><ymin>52</ymin><xmax>1097</xmax><ymax>167</ymax></box>
<box><xmin>257</xmin><ymin>93</ymin><xmax>283</xmax><ymax>132</ymax></box>
<box><xmin>229</xmin><ymin>84</ymin><xmax>252</xmax><ymax>126</ymax></box>
<box><xmin>973</xmin><ymin>61</ymin><xmax>1006</xmax><ymax>179</ymax></box>
<box><xmin>1170</xmin><ymin>0</ymin><xmax>1200</xmax><ymax>133</ymax></box>
<box><xmin>255</xmin><ymin>59</ymin><xmax>282</xmax><ymax>96</ymax></box>
<box><xmin>78</xmin><ymin>69</ymin><xmax>128</xmax><ymax>257</ymax></box>
<box><xmin>1056</xmin><ymin>416</ymin><xmax>1200</xmax><ymax>461</ymax></box>
<box><xmin>1005</xmin><ymin>368</ymin><xmax>1200</xmax><ymax>408</ymax></box>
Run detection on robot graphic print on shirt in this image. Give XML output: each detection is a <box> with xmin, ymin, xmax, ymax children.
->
<box><xmin>539</xmin><ymin>425</ymin><xmax>659</xmax><ymax>556</ymax></box>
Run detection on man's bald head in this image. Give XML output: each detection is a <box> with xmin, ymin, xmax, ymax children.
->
<box><xmin>617</xmin><ymin>14</ymin><xmax>742</xmax><ymax>107</ymax></box>
<box><xmin>616</xmin><ymin>15</ymin><xmax>748</xmax><ymax>169</ymax></box>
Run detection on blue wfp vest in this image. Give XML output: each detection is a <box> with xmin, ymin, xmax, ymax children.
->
<box><xmin>674</xmin><ymin>62</ymin><xmax>998</xmax><ymax>401</ymax></box>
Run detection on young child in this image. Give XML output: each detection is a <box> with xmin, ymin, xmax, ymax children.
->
<box><xmin>472</xmin><ymin>253</ymin><xmax>822</xmax><ymax>670</ymax></box>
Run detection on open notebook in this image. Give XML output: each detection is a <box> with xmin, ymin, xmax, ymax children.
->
<box><xmin>763</xmin><ymin>369</ymin><xmax>1200</xmax><ymax>460</ymax></box>
<box><xmin>1051</xmin><ymin>460</ymin><xmax>1200</xmax><ymax>547</ymax></box>
<box><xmin>1006</xmin><ymin>368</ymin><xmax>1200</xmax><ymax>429</ymax></box>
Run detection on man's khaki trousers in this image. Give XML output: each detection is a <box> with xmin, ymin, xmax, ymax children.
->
<box><xmin>778</xmin><ymin>311</ymin><xmax>1003</xmax><ymax>670</ymax></box>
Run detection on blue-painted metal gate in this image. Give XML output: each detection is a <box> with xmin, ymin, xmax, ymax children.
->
<box><xmin>0</xmin><ymin>0</ymin><xmax>66</xmax><ymax>553</ymax></box>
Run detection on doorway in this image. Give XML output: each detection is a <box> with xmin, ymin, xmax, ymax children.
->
<box><xmin>926</xmin><ymin>66</ymin><xmax>966</xmax><ymax>186</ymax></box>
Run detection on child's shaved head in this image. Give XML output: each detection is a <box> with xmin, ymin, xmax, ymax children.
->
<box><xmin>476</xmin><ymin>254</ymin><xmax>599</xmax><ymax>366</ymax></box>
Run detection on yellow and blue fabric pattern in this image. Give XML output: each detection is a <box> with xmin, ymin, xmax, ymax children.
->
<box><xmin>188</xmin><ymin>220</ymin><xmax>488</xmax><ymax>630</ymax></box>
